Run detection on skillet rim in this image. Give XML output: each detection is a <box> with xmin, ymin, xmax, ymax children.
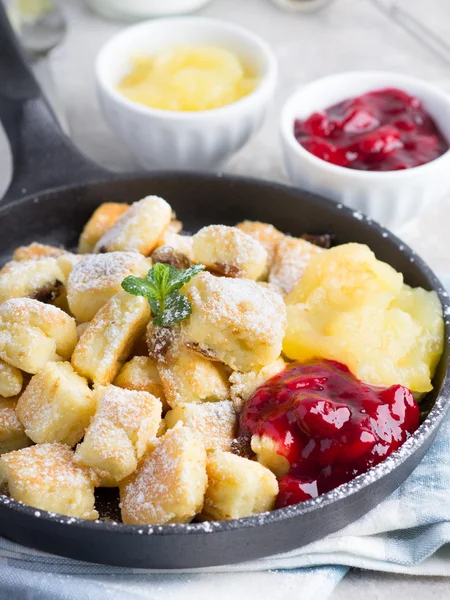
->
<box><xmin>0</xmin><ymin>171</ymin><xmax>449</xmax><ymax>538</ymax></box>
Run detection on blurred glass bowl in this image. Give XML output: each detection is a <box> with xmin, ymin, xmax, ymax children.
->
<box><xmin>7</xmin><ymin>0</ymin><xmax>66</xmax><ymax>58</ymax></box>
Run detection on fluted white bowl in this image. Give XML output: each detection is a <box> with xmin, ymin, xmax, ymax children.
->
<box><xmin>280</xmin><ymin>71</ymin><xmax>450</xmax><ymax>231</ymax></box>
<box><xmin>86</xmin><ymin>0</ymin><xmax>214</xmax><ymax>20</ymax></box>
<box><xmin>96</xmin><ymin>17</ymin><xmax>277</xmax><ymax>171</ymax></box>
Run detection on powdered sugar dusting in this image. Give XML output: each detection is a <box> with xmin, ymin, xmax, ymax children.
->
<box><xmin>94</xmin><ymin>196</ymin><xmax>172</xmax><ymax>254</ymax></box>
<box><xmin>120</xmin><ymin>424</ymin><xmax>207</xmax><ymax>525</ymax></box>
<box><xmin>193</xmin><ymin>225</ymin><xmax>268</xmax><ymax>279</ymax></box>
<box><xmin>13</xmin><ymin>243</ymin><xmax>67</xmax><ymax>261</ymax></box>
<box><xmin>183</xmin><ymin>272</ymin><xmax>286</xmax><ymax>372</ymax></box>
<box><xmin>0</xmin><ymin>397</ymin><xmax>28</xmax><ymax>445</ymax></box>
<box><xmin>269</xmin><ymin>236</ymin><xmax>322</xmax><ymax>295</ymax></box>
<box><xmin>68</xmin><ymin>252</ymin><xmax>149</xmax><ymax>294</ymax></box>
<box><xmin>0</xmin><ymin>258</ymin><xmax>64</xmax><ymax>303</ymax></box>
<box><xmin>166</xmin><ymin>401</ymin><xmax>237</xmax><ymax>452</ymax></box>
<box><xmin>0</xmin><ymin>443</ymin><xmax>97</xmax><ymax>520</ymax></box>
<box><xmin>74</xmin><ymin>384</ymin><xmax>162</xmax><ymax>484</ymax></box>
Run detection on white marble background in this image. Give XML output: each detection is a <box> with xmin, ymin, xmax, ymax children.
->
<box><xmin>1</xmin><ymin>0</ymin><xmax>450</xmax><ymax>597</ymax></box>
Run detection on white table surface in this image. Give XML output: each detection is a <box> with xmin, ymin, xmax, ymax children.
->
<box><xmin>1</xmin><ymin>0</ymin><xmax>450</xmax><ymax>597</ymax></box>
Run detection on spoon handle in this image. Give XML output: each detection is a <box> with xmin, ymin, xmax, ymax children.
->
<box><xmin>370</xmin><ymin>0</ymin><xmax>450</xmax><ymax>66</ymax></box>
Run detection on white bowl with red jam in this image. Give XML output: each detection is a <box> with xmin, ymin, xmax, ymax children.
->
<box><xmin>280</xmin><ymin>72</ymin><xmax>450</xmax><ymax>230</ymax></box>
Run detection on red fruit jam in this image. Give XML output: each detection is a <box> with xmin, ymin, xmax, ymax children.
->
<box><xmin>238</xmin><ymin>360</ymin><xmax>420</xmax><ymax>508</ymax></box>
<box><xmin>294</xmin><ymin>88</ymin><xmax>448</xmax><ymax>171</ymax></box>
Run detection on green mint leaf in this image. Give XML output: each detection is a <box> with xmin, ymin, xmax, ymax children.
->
<box><xmin>153</xmin><ymin>292</ymin><xmax>192</xmax><ymax>327</ymax></box>
<box><xmin>148</xmin><ymin>297</ymin><xmax>160</xmax><ymax>317</ymax></box>
<box><xmin>122</xmin><ymin>262</ymin><xmax>205</xmax><ymax>327</ymax></box>
<box><xmin>165</xmin><ymin>263</ymin><xmax>206</xmax><ymax>295</ymax></box>
<box><xmin>122</xmin><ymin>276</ymin><xmax>157</xmax><ymax>298</ymax></box>
<box><xmin>147</xmin><ymin>262</ymin><xmax>170</xmax><ymax>290</ymax></box>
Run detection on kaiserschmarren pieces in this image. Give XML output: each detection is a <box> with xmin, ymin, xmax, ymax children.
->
<box><xmin>0</xmin><ymin>397</ymin><xmax>31</xmax><ymax>454</ymax></box>
<box><xmin>156</xmin><ymin>340</ymin><xmax>230</xmax><ymax>408</ymax></box>
<box><xmin>0</xmin><ymin>258</ymin><xmax>65</xmax><ymax>304</ymax></box>
<box><xmin>0</xmin><ymin>443</ymin><xmax>98</xmax><ymax>519</ymax></box>
<box><xmin>16</xmin><ymin>361</ymin><xmax>95</xmax><ymax>446</ymax></box>
<box><xmin>114</xmin><ymin>356</ymin><xmax>167</xmax><ymax>409</ymax></box>
<box><xmin>120</xmin><ymin>424</ymin><xmax>207</xmax><ymax>525</ymax></box>
<box><xmin>250</xmin><ymin>434</ymin><xmax>290</xmax><ymax>477</ymax></box>
<box><xmin>236</xmin><ymin>220</ymin><xmax>284</xmax><ymax>267</ymax></box>
<box><xmin>151</xmin><ymin>245</ymin><xmax>192</xmax><ymax>270</ymax></box>
<box><xmin>0</xmin><ymin>299</ymin><xmax>77</xmax><ymax>374</ymax></box>
<box><xmin>165</xmin><ymin>401</ymin><xmax>237</xmax><ymax>452</ymax></box>
<box><xmin>182</xmin><ymin>272</ymin><xmax>287</xmax><ymax>372</ymax></box>
<box><xmin>13</xmin><ymin>242</ymin><xmax>68</xmax><ymax>261</ymax></box>
<box><xmin>74</xmin><ymin>384</ymin><xmax>162</xmax><ymax>486</ymax></box>
<box><xmin>156</xmin><ymin>230</ymin><xmax>194</xmax><ymax>262</ymax></box>
<box><xmin>0</xmin><ymin>359</ymin><xmax>23</xmax><ymax>398</ymax></box>
<box><xmin>78</xmin><ymin>202</ymin><xmax>130</xmax><ymax>254</ymax></box>
<box><xmin>67</xmin><ymin>252</ymin><xmax>151</xmax><ymax>322</ymax></box>
<box><xmin>76</xmin><ymin>322</ymin><xmax>90</xmax><ymax>339</ymax></box>
<box><xmin>229</xmin><ymin>358</ymin><xmax>287</xmax><ymax>410</ymax></box>
<box><xmin>56</xmin><ymin>253</ymin><xmax>85</xmax><ymax>281</ymax></box>
<box><xmin>269</xmin><ymin>236</ymin><xmax>323</xmax><ymax>295</ymax></box>
<box><xmin>201</xmin><ymin>450</ymin><xmax>278</xmax><ymax>521</ymax></box>
<box><xmin>192</xmin><ymin>225</ymin><xmax>268</xmax><ymax>279</ymax></box>
<box><xmin>71</xmin><ymin>291</ymin><xmax>151</xmax><ymax>384</ymax></box>
<box><xmin>94</xmin><ymin>196</ymin><xmax>172</xmax><ymax>255</ymax></box>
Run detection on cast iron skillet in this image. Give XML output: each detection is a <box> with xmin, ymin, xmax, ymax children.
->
<box><xmin>0</xmin><ymin>4</ymin><xmax>449</xmax><ymax>570</ymax></box>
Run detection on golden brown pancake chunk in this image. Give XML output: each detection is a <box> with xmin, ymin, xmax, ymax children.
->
<box><xmin>71</xmin><ymin>291</ymin><xmax>150</xmax><ymax>384</ymax></box>
<box><xmin>13</xmin><ymin>242</ymin><xmax>68</xmax><ymax>262</ymax></box>
<box><xmin>250</xmin><ymin>434</ymin><xmax>290</xmax><ymax>477</ymax></box>
<box><xmin>74</xmin><ymin>384</ymin><xmax>162</xmax><ymax>486</ymax></box>
<box><xmin>78</xmin><ymin>202</ymin><xmax>130</xmax><ymax>254</ymax></box>
<box><xmin>0</xmin><ymin>299</ymin><xmax>77</xmax><ymax>374</ymax></box>
<box><xmin>56</xmin><ymin>253</ymin><xmax>85</xmax><ymax>281</ymax></box>
<box><xmin>155</xmin><ymin>231</ymin><xmax>194</xmax><ymax>263</ymax></box>
<box><xmin>182</xmin><ymin>272</ymin><xmax>287</xmax><ymax>372</ymax></box>
<box><xmin>201</xmin><ymin>451</ymin><xmax>278</xmax><ymax>521</ymax></box>
<box><xmin>236</xmin><ymin>220</ymin><xmax>284</xmax><ymax>268</ymax></box>
<box><xmin>114</xmin><ymin>356</ymin><xmax>168</xmax><ymax>410</ymax></box>
<box><xmin>120</xmin><ymin>424</ymin><xmax>207</xmax><ymax>525</ymax></box>
<box><xmin>165</xmin><ymin>401</ymin><xmax>236</xmax><ymax>452</ymax></box>
<box><xmin>0</xmin><ymin>443</ymin><xmax>98</xmax><ymax>519</ymax></box>
<box><xmin>269</xmin><ymin>236</ymin><xmax>323</xmax><ymax>295</ymax></box>
<box><xmin>155</xmin><ymin>335</ymin><xmax>230</xmax><ymax>408</ymax></box>
<box><xmin>0</xmin><ymin>258</ymin><xmax>65</xmax><ymax>305</ymax></box>
<box><xmin>67</xmin><ymin>252</ymin><xmax>150</xmax><ymax>322</ymax></box>
<box><xmin>16</xmin><ymin>362</ymin><xmax>95</xmax><ymax>446</ymax></box>
<box><xmin>192</xmin><ymin>225</ymin><xmax>268</xmax><ymax>280</ymax></box>
<box><xmin>229</xmin><ymin>358</ymin><xmax>287</xmax><ymax>411</ymax></box>
<box><xmin>0</xmin><ymin>397</ymin><xmax>31</xmax><ymax>454</ymax></box>
<box><xmin>94</xmin><ymin>196</ymin><xmax>172</xmax><ymax>255</ymax></box>
<box><xmin>0</xmin><ymin>360</ymin><xmax>23</xmax><ymax>398</ymax></box>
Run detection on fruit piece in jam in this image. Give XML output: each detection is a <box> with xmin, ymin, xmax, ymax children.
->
<box><xmin>238</xmin><ymin>359</ymin><xmax>420</xmax><ymax>508</ymax></box>
<box><xmin>294</xmin><ymin>88</ymin><xmax>448</xmax><ymax>171</ymax></box>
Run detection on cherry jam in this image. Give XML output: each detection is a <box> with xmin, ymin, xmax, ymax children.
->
<box><xmin>294</xmin><ymin>88</ymin><xmax>448</xmax><ymax>171</ymax></box>
<box><xmin>238</xmin><ymin>360</ymin><xmax>419</xmax><ymax>508</ymax></box>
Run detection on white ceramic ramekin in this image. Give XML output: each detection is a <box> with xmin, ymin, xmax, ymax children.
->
<box><xmin>96</xmin><ymin>18</ymin><xmax>277</xmax><ymax>171</ymax></box>
<box><xmin>280</xmin><ymin>71</ymin><xmax>450</xmax><ymax>231</ymax></box>
<box><xmin>86</xmin><ymin>0</ymin><xmax>214</xmax><ymax>20</ymax></box>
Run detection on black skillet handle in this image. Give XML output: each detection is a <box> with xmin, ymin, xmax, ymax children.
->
<box><xmin>0</xmin><ymin>2</ymin><xmax>111</xmax><ymax>205</ymax></box>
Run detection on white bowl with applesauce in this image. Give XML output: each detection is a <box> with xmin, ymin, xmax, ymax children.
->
<box><xmin>96</xmin><ymin>17</ymin><xmax>278</xmax><ymax>171</ymax></box>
